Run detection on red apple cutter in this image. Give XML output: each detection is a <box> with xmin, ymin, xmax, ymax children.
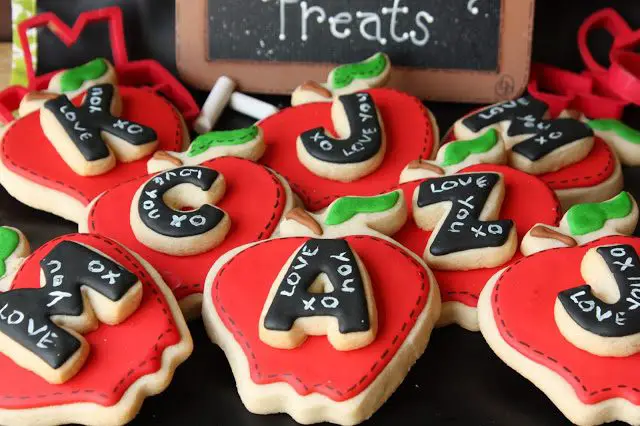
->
<box><xmin>0</xmin><ymin>7</ymin><xmax>199</xmax><ymax>125</ymax></box>
<box><xmin>529</xmin><ymin>8</ymin><xmax>639</xmax><ymax>120</ymax></box>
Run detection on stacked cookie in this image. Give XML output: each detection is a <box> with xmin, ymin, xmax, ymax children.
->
<box><xmin>0</xmin><ymin>53</ymin><xmax>639</xmax><ymax>426</ymax></box>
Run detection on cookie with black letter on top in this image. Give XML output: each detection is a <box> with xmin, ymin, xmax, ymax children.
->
<box><xmin>202</xmin><ymin>190</ymin><xmax>440</xmax><ymax>425</ymax></box>
<box><xmin>0</xmin><ymin>232</ymin><xmax>192</xmax><ymax>426</ymax></box>
<box><xmin>478</xmin><ymin>236</ymin><xmax>640</xmax><ymax>426</ymax></box>
<box><xmin>448</xmin><ymin>96</ymin><xmax>623</xmax><ymax>210</ymax></box>
<box><xmin>81</xmin><ymin>157</ymin><xmax>296</xmax><ymax>318</ymax></box>
<box><xmin>394</xmin><ymin>163</ymin><xmax>561</xmax><ymax>331</ymax></box>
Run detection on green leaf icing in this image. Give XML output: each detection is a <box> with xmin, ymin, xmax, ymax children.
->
<box><xmin>188</xmin><ymin>126</ymin><xmax>258</xmax><ymax>157</ymax></box>
<box><xmin>331</xmin><ymin>53</ymin><xmax>388</xmax><ymax>90</ymax></box>
<box><xmin>566</xmin><ymin>191</ymin><xmax>633</xmax><ymax>236</ymax></box>
<box><xmin>60</xmin><ymin>58</ymin><xmax>108</xmax><ymax>93</ymax></box>
<box><xmin>0</xmin><ymin>227</ymin><xmax>19</xmax><ymax>277</ymax></box>
<box><xmin>441</xmin><ymin>129</ymin><xmax>499</xmax><ymax>167</ymax></box>
<box><xmin>588</xmin><ymin>119</ymin><xmax>640</xmax><ymax>144</ymax></box>
<box><xmin>325</xmin><ymin>191</ymin><xmax>400</xmax><ymax>225</ymax></box>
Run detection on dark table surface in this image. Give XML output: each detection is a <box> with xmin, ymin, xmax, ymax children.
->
<box><xmin>3</xmin><ymin>0</ymin><xmax>640</xmax><ymax>425</ymax></box>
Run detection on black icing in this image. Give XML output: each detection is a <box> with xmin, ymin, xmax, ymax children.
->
<box><xmin>300</xmin><ymin>92</ymin><xmax>383</xmax><ymax>164</ymax></box>
<box><xmin>461</xmin><ymin>96</ymin><xmax>548</xmax><ymax>133</ymax></box>
<box><xmin>558</xmin><ymin>244</ymin><xmax>640</xmax><ymax>337</ymax></box>
<box><xmin>138</xmin><ymin>166</ymin><xmax>225</xmax><ymax>238</ymax></box>
<box><xmin>263</xmin><ymin>239</ymin><xmax>370</xmax><ymax>334</ymax></box>
<box><xmin>417</xmin><ymin>173</ymin><xmax>514</xmax><ymax>256</ymax></box>
<box><xmin>509</xmin><ymin>117</ymin><xmax>594</xmax><ymax>161</ymax></box>
<box><xmin>43</xmin><ymin>84</ymin><xmax>157</xmax><ymax>161</ymax></box>
<box><xmin>0</xmin><ymin>241</ymin><xmax>138</xmax><ymax>369</ymax></box>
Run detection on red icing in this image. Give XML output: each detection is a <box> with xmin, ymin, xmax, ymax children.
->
<box><xmin>88</xmin><ymin>157</ymin><xmax>287</xmax><ymax>301</ymax></box>
<box><xmin>210</xmin><ymin>236</ymin><xmax>432</xmax><ymax>401</ymax></box>
<box><xmin>1</xmin><ymin>86</ymin><xmax>185</xmax><ymax>205</ymax></box>
<box><xmin>258</xmin><ymin>88</ymin><xmax>436</xmax><ymax>210</ymax></box>
<box><xmin>444</xmin><ymin>119</ymin><xmax>616</xmax><ymax>191</ymax></box>
<box><xmin>490</xmin><ymin>235</ymin><xmax>640</xmax><ymax>405</ymax></box>
<box><xmin>394</xmin><ymin>164</ymin><xmax>560</xmax><ymax>307</ymax></box>
<box><xmin>0</xmin><ymin>233</ymin><xmax>182</xmax><ymax>409</ymax></box>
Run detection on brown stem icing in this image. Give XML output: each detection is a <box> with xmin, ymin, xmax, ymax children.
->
<box><xmin>530</xmin><ymin>226</ymin><xmax>577</xmax><ymax>247</ymax></box>
<box><xmin>152</xmin><ymin>151</ymin><xmax>183</xmax><ymax>167</ymax></box>
<box><xmin>23</xmin><ymin>91</ymin><xmax>58</xmax><ymax>102</ymax></box>
<box><xmin>300</xmin><ymin>81</ymin><xmax>332</xmax><ymax>99</ymax></box>
<box><xmin>407</xmin><ymin>160</ymin><xmax>445</xmax><ymax>175</ymax></box>
<box><xmin>285</xmin><ymin>208</ymin><xmax>323</xmax><ymax>236</ymax></box>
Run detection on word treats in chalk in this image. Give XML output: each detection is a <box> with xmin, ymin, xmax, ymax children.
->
<box><xmin>0</xmin><ymin>240</ymin><xmax>141</xmax><ymax>384</ymax></box>
<box><xmin>413</xmin><ymin>172</ymin><xmax>517</xmax><ymax>270</ymax></box>
<box><xmin>400</xmin><ymin>129</ymin><xmax>505</xmax><ymax>181</ymax></box>
<box><xmin>522</xmin><ymin>191</ymin><xmax>638</xmax><ymax>255</ymax></box>
<box><xmin>478</xmin><ymin>236</ymin><xmax>640</xmax><ymax>426</ymax></box>
<box><xmin>292</xmin><ymin>53</ymin><xmax>391</xmax><ymax>105</ymax></box>
<box><xmin>260</xmin><ymin>238</ymin><xmax>376</xmax><ymax>351</ymax></box>
<box><xmin>202</xmin><ymin>186</ymin><xmax>439</xmax><ymax>425</ymax></box>
<box><xmin>297</xmin><ymin>92</ymin><xmax>385</xmax><ymax>182</ymax></box>
<box><xmin>454</xmin><ymin>95</ymin><xmax>595</xmax><ymax>175</ymax></box>
<box><xmin>131</xmin><ymin>166</ymin><xmax>230</xmax><ymax>256</ymax></box>
<box><xmin>148</xmin><ymin>125</ymin><xmax>266</xmax><ymax>173</ymax></box>
<box><xmin>40</xmin><ymin>84</ymin><xmax>158</xmax><ymax>176</ymax></box>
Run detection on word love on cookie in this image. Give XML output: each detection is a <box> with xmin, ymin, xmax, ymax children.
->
<box><xmin>0</xmin><ymin>240</ymin><xmax>141</xmax><ymax>384</ymax></box>
<box><xmin>478</xmin><ymin>237</ymin><xmax>640</xmax><ymax>426</ymax></box>
<box><xmin>557</xmin><ymin>244</ymin><xmax>640</xmax><ymax>357</ymax></box>
<box><xmin>413</xmin><ymin>172</ymin><xmax>516</xmax><ymax>270</ymax></box>
<box><xmin>297</xmin><ymin>92</ymin><xmax>385</xmax><ymax>182</ymax></box>
<box><xmin>260</xmin><ymin>239</ymin><xmax>376</xmax><ymax>351</ymax></box>
<box><xmin>41</xmin><ymin>84</ymin><xmax>158</xmax><ymax>176</ymax></box>
<box><xmin>131</xmin><ymin>166</ymin><xmax>230</xmax><ymax>256</ymax></box>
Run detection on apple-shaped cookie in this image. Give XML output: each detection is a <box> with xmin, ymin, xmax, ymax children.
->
<box><xmin>0</xmin><ymin>84</ymin><xmax>189</xmax><ymax>223</ymax></box>
<box><xmin>445</xmin><ymin>96</ymin><xmax>623</xmax><ymax>210</ymax></box>
<box><xmin>258</xmin><ymin>88</ymin><xmax>438</xmax><ymax>210</ymax></box>
<box><xmin>203</xmin><ymin>190</ymin><xmax>440</xmax><ymax>425</ymax></box>
<box><xmin>478</xmin><ymin>236</ymin><xmax>640</xmax><ymax>426</ymax></box>
<box><xmin>394</xmin><ymin>164</ymin><xmax>561</xmax><ymax>331</ymax></box>
<box><xmin>81</xmin><ymin>157</ymin><xmax>295</xmax><ymax>318</ymax></box>
<box><xmin>0</xmin><ymin>232</ymin><xmax>191</xmax><ymax>426</ymax></box>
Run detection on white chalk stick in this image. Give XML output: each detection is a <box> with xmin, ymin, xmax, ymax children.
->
<box><xmin>229</xmin><ymin>92</ymin><xmax>279</xmax><ymax>121</ymax></box>
<box><xmin>193</xmin><ymin>76</ymin><xmax>236</xmax><ymax>134</ymax></box>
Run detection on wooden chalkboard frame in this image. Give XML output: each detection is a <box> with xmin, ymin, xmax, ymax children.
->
<box><xmin>175</xmin><ymin>0</ymin><xmax>535</xmax><ymax>103</ymax></box>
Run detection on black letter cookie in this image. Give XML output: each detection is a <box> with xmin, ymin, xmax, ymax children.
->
<box><xmin>202</xmin><ymin>191</ymin><xmax>439</xmax><ymax>424</ymax></box>
<box><xmin>395</xmin><ymin>164</ymin><xmax>561</xmax><ymax>330</ymax></box>
<box><xmin>0</xmin><ymin>232</ymin><xmax>191</xmax><ymax>426</ymax></box>
<box><xmin>82</xmin><ymin>157</ymin><xmax>296</xmax><ymax>318</ymax></box>
<box><xmin>445</xmin><ymin>96</ymin><xmax>623</xmax><ymax>210</ymax></box>
<box><xmin>258</xmin><ymin>88</ymin><xmax>438</xmax><ymax>210</ymax></box>
<box><xmin>478</xmin><ymin>236</ymin><xmax>640</xmax><ymax>426</ymax></box>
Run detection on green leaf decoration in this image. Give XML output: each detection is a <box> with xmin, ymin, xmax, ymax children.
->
<box><xmin>588</xmin><ymin>119</ymin><xmax>640</xmax><ymax>145</ymax></box>
<box><xmin>60</xmin><ymin>58</ymin><xmax>109</xmax><ymax>93</ymax></box>
<box><xmin>325</xmin><ymin>191</ymin><xmax>400</xmax><ymax>226</ymax></box>
<box><xmin>566</xmin><ymin>191</ymin><xmax>633</xmax><ymax>236</ymax></box>
<box><xmin>441</xmin><ymin>129</ymin><xmax>499</xmax><ymax>167</ymax></box>
<box><xmin>188</xmin><ymin>126</ymin><xmax>259</xmax><ymax>157</ymax></box>
<box><xmin>0</xmin><ymin>227</ymin><xmax>20</xmax><ymax>277</ymax></box>
<box><xmin>331</xmin><ymin>53</ymin><xmax>388</xmax><ymax>90</ymax></box>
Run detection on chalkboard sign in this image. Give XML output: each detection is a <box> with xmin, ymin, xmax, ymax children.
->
<box><xmin>176</xmin><ymin>0</ymin><xmax>535</xmax><ymax>103</ymax></box>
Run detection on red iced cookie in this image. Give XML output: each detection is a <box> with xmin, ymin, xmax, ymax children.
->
<box><xmin>83</xmin><ymin>157</ymin><xmax>293</xmax><ymax>317</ymax></box>
<box><xmin>478</xmin><ymin>236</ymin><xmax>640</xmax><ymax>425</ymax></box>
<box><xmin>0</xmin><ymin>233</ymin><xmax>191</xmax><ymax>425</ymax></box>
<box><xmin>0</xmin><ymin>86</ymin><xmax>187</xmax><ymax>223</ymax></box>
<box><xmin>394</xmin><ymin>164</ymin><xmax>561</xmax><ymax>331</ymax></box>
<box><xmin>258</xmin><ymin>88</ymin><xmax>438</xmax><ymax>210</ymax></box>
<box><xmin>203</xmin><ymin>233</ymin><xmax>439</xmax><ymax>424</ymax></box>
